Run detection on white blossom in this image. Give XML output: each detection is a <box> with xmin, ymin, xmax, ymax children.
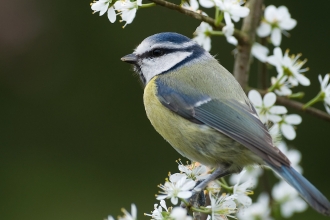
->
<box><xmin>267</xmin><ymin>47</ymin><xmax>310</xmax><ymax>87</ymax></box>
<box><xmin>157</xmin><ymin>176</ymin><xmax>196</xmax><ymax>205</ymax></box>
<box><xmin>210</xmin><ymin>0</ymin><xmax>248</xmax><ymax>47</ymax></box>
<box><xmin>232</xmin><ymin>169</ymin><xmax>254</xmax><ymax>207</ymax></box>
<box><xmin>118</xmin><ymin>204</ymin><xmax>137</xmax><ymax>220</ymax></box>
<box><xmin>248</xmin><ymin>90</ymin><xmax>288</xmax><ymax>123</ymax></box>
<box><xmin>276</xmin><ymin>141</ymin><xmax>302</xmax><ymax>173</ymax></box>
<box><xmin>237</xmin><ymin>193</ymin><xmax>272</xmax><ymax>220</ymax></box>
<box><xmin>91</xmin><ymin>0</ymin><xmax>116</xmax><ymax>23</ymax></box>
<box><xmin>168</xmin><ymin>173</ymin><xmax>187</xmax><ymax>183</ymax></box>
<box><xmin>272</xmin><ymin>114</ymin><xmax>302</xmax><ymax>140</ymax></box>
<box><xmin>251</xmin><ymin>42</ymin><xmax>269</xmax><ymax>63</ymax></box>
<box><xmin>182</xmin><ymin>0</ymin><xmax>199</xmax><ymax>11</ymax></box>
<box><xmin>177</xmin><ymin>161</ymin><xmax>210</xmax><ymax>181</ymax></box>
<box><xmin>170</xmin><ymin>207</ymin><xmax>193</xmax><ymax>220</ymax></box>
<box><xmin>114</xmin><ymin>0</ymin><xmax>142</xmax><ymax>27</ymax></box>
<box><xmin>217</xmin><ymin>0</ymin><xmax>250</xmax><ymax>25</ymax></box>
<box><xmin>145</xmin><ymin>200</ymin><xmax>169</xmax><ymax>220</ymax></box>
<box><xmin>199</xmin><ymin>0</ymin><xmax>216</xmax><ymax>8</ymax></box>
<box><xmin>193</xmin><ymin>22</ymin><xmax>212</xmax><ymax>51</ymax></box>
<box><xmin>272</xmin><ymin>181</ymin><xmax>307</xmax><ymax>218</ymax></box>
<box><xmin>257</xmin><ymin>5</ymin><xmax>297</xmax><ymax>46</ymax></box>
<box><xmin>207</xmin><ymin>192</ymin><xmax>237</xmax><ymax>220</ymax></box>
<box><xmin>222</xmin><ymin>24</ymin><xmax>237</xmax><ymax>45</ymax></box>
<box><xmin>229</xmin><ymin>166</ymin><xmax>263</xmax><ymax>187</ymax></box>
<box><xmin>318</xmin><ymin>74</ymin><xmax>330</xmax><ymax>114</ymax></box>
<box><xmin>270</xmin><ymin>75</ymin><xmax>292</xmax><ymax>96</ymax></box>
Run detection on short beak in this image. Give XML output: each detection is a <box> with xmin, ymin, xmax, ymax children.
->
<box><xmin>121</xmin><ymin>53</ymin><xmax>138</xmax><ymax>64</ymax></box>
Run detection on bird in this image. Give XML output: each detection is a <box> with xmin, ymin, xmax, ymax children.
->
<box><xmin>121</xmin><ymin>32</ymin><xmax>330</xmax><ymax>216</ymax></box>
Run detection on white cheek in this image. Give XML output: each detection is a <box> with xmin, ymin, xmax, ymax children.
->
<box><xmin>141</xmin><ymin>51</ymin><xmax>192</xmax><ymax>83</ymax></box>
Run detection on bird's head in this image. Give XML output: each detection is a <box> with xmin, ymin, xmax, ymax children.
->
<box><xmin>121</xmin><ymin>32</ymin><xmax>212</xmax><ymax>85</ymax></box>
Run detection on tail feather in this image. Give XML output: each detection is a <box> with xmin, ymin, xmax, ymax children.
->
<box><xmin>268</xmin><ymin>163</ymin><xmax>330</xmax><ymax>216</ymax></box>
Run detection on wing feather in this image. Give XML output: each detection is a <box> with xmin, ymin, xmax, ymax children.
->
<box><xmin>156</xmin><ymin>78</ymin><xmax>290</xmax><ymax>166</ymax></box>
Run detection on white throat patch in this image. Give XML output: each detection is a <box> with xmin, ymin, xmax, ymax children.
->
<box><xmin>141</xmin><ymin>51</ymin><xmax>193</xmax><ymax>83</ymax></box>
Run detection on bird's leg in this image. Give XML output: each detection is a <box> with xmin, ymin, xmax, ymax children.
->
<box><xmin>187</xmin><ymin>166</ymin><xmax>231</xmax><ymax>208</ymax></box>
<box><xmin>192</xmin><ymin>166</ymin><xmax>231</xmax><ymax>195</ymax></box>
<box><xmin>193</xmin><ymin>180</ymin><xmax>207</xmax><ymax>206</ymax></box>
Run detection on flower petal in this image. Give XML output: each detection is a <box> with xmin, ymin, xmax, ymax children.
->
<box><xmin>268</xmin><ymin>114</ymin><xmax>282</xmax><ymax>123</ymax></box>
<box><xmin>269</xmin><ymin>106</ymin><xmax>287</xmax><ymax>114</ymax></box>
<box><xmin>131</xmin><ymin>204</ymin><xmax>137</xmax><ymax>219</ymax></box>
<box><xmin>180</xmin><ymin>180</ymin><xmax>196</xmax><ymax>191</ymax></box>
<box><xmin>281</xmin><ymin>124</ymin><xmax>296</xmax><ymax>140</ymax></box>
<box><xmin>270</xmin><ymin>123</ymin><xmax>280</xmax><ymax>135</ymax></box>
<box><xmin>160</xmin><ymin>200</ymin><xmax>167</xmax><ymax>211</ymax></box>
<box><xmin>280</xmin><ymin>18</ymin><xmax>297</xmax><ymax>30</ymax></box>
<box><xmin>108</xmin><ymin>7</ymin><xmax>116</xmax><ymax>23</ymax></box>
<box><xmin>226</xmin><ymin>36</ymin><xmax>238</xmax><ymax>45</ymax></box>
<box><xmin>92</xmin><ymin>1</ymin><xmax>109</xmax><ymax>15</ymax></box>
<box><xmin>248</xmin><ymin>90</ymin><xmax>262</xmax><ymax>107</ymax></box>
<box><xmin>273</xmin><ymin>47</ymin><xmax>283</xmax><ymax>63</ymax></box>
<box><xmin>157</xmin><ymin>195</ymin><xmax>168</xmax><ymax>200</ymax></box>
<box><xmin>295</xmin><ymin>73</ymin><xmax>310</xmax><ymax>86</ymax></box>
<box><xmin>171</xmin><ymin>196</ymin><xmax>178</xmax><ymax>205</ymax></box>
<box><xmin>320</xmin><ymin>74</ymin><xmax>330</xmax><ymax>90</ymax></box>
<box><xmin>170</xmin><ymin>173</ymin><xmax>186</xmax><ymax>183</ymax></box>
<box><xmin>222</xmin><ymin>23</ymin><xmax>234</xmax><ymax>37</ymax></box>
<box><xmin>275</xmin><ymin>86</ymin><xmax>292</xmax><ymax>96</ymax></box>
<box><xmin>263</xmin><ymin>92</ymin><xmax>276</xmax><ymax>107</ymax></box>
<box><xmin>224</xmin><ymin>12</ymin><xmax>233</xmax><ymax>26</ymax></box>
<box><xmin>237</xmin><ymin>194</ymin><xmax>252</xmax><ymax>206</ymax></box>
<box><xmin>267</xmin><ymin>56</ymin><xmax>279</xmax><ymax>67</ymax></box>
<box><xmin>264</xmin><ymin>5</ymin><xmax>277</xmax><ymax>21</ymax></box>
<box><xmin>122</xmin><ymin>8</ymin><xmax>137</xmax><ymax>25</ymax></box>
<box><xmin>271</xmin><ymin>28</ymin><xmax>282</xmax><ymax>46</ymax></box>
<box><xmin>203</xmin><ymin>36</ymin><xmax>211</xmax><ymax>51</ymax></box>
<box><xmin>199</xmin><ymin>0</ymin><xmax>214</xmax><ymax>8</ymax></box>
<box><xmin>189</xmin><ymin>0</ymin><xmax>199</xmax><ymax>11</ymax></box>
<box><xmin>259</xmin><ymin>114</ymin><xmax>267</xmax><ymax>124</ymax></box>
<box><xmin>324</xmin><ymin>74</ymin><xmax>330</xmax><ymax>88</ymax></box>
<box><xmin>285</xmin><ymin>114</ymin><xmax>302</xmax><ymax>125</ymax></box>
<box><xmin>230</xmin><ymin>6</ymin><xmax>250</xmax><ymax>18</ymax></box>
<box><xmin>170</xmin><ymin>207</ymin><xmax>188</xmax><ymax>220</ymax></box>
<box><xmin>257</xmin><ymin>22</ymin><xmax>271</xmax><ymax>37</ymax></box>
<box><xmin>177</xmin><ymin>191</ymin><xmax>193</xmax><ymax>199</ymax></box>
<box><xmin>252</xmin><ymin>43</ymin><xmax>269</xmax><ymax>62</ymax></box>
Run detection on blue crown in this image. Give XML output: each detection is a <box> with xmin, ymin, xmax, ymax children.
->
<box><xmin>145</xmin><ymin>32</ymin><xmax>191</xmax><ymax>44</ymax></box>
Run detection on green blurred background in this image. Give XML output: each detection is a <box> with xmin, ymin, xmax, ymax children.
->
<box><xmin>1</xmin><ymin>0</ymin><xmax>330</xmax><ymax>219</ymax></box>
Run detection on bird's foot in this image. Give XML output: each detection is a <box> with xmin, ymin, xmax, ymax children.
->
<box><xmin>180</xmin><ymin>182</ymin><xmax>206</xmax><ymax>210</ymax></box>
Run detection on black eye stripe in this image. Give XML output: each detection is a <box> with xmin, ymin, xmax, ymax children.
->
<box><xmin>139</xmin><ymin>45</ymin><xmax>198</xmax><ymax>59</ymax></box>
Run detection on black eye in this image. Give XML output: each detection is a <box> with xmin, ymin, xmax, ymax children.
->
<box><xmin>152</xmin><ymin>49</ymin><xmax>164</xmax><ymax>57</ymax></box>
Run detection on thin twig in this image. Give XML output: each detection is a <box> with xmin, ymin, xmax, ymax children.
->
<box><xmin>257</xmin><ymin>90</ymin><xmax>330</xmax><ymax>123</ymax></box>
<box><xmin>147</xmin><ymin>0</ymin><xmax>249</xmax><ymax>44</ymax></box>
<box><xmin>233</xmin><ymin>0</ymin><xmax>263</xmax><ymax>90</ymax></box>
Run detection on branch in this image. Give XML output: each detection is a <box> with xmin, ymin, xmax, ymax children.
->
<box><xmin>147</xmin><ymin>0</ymin><xmax>249</xmax><ymax>44</ymax></box>
<box><xmin>257</xmin><ymin>90</ymin><xmax>330</xmax><ymax>123</ymax></box>
<box><xmin>233</xmin><ymin>0</ymin><xmax>263</xmax><ymax>90</ymax></box>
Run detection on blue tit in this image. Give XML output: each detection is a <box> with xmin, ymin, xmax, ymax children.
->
<box><xmin>121</xmin><ymin>32</ymin><xmax>330</xmax><ymax>216</ymax></box>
